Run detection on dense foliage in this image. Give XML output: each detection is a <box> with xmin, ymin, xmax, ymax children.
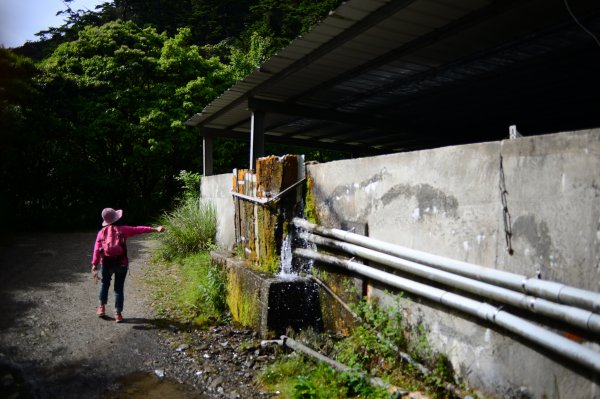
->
<box><xmin>2</xmin><ymin>0</ymin><xmax>345</xmax><ymax>230</ymax></box>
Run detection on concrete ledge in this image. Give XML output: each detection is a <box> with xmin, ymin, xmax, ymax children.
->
<box><xmin>211</xmin><ymin>251</ymin><xmax>323</xmax><ymax>338</ymax></box>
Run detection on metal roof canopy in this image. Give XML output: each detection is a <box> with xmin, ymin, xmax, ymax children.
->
<box><xmin>187</xmin><ymin>0</ymin><xmax>600</xmax><ymax>173</ymax></box>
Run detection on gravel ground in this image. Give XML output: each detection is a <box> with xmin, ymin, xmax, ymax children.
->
<box><xmin>0</xmin><ymin>232</ymin><xmax>275</xmax><ymax>399</ymax></box>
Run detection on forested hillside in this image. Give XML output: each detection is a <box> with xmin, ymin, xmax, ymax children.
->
<box><xmin>1</xmin><ymin>0</ymin><xmax>344</xmax><ymax>230</ymax></box>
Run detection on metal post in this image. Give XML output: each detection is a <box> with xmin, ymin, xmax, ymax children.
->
<box><xmin>249</xmin><ymin>111</ymin><xmax>265</xmax><ymax>171</ymax></box>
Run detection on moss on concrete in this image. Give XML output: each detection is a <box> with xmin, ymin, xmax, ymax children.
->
<box><xmin>255</xmin><ymin>205</ymin><xmax>280</xmax><ymax>273</ymax></box>
<box><xmin>226</xmin><ymin>269</ymin><xmax>260</xmax><ymax>328</ymax></box>
<box><xmin>303</xmin><ymin>176</ymin><xmax>319</xmax><ymax>224</ymax></box>
<box><xmin>312</xmin><ymin>265</ymin><xmax>362</xmax><ymax>336</ymax></box>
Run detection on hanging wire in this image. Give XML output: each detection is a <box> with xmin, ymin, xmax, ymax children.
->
<box><xmin>499</xmin><ymin>155</ymin><xmax>514</xmax><ymax>255</ymax></box>
<box><xmin>564</xmin><ymin>0</ymin><xmax>600</xmax><ymax>48</ymax></box>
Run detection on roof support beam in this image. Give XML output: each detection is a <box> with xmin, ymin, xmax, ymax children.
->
<box><xmin>198</xmin><ymin>127</ymin><xmax>387</xmax><ymax>156</ymax></box>
<box><xmin>248</xmin><ymin>97</ymin><xmax>397</xmax><ymax>131</ymax></box>
<box><xmin>203</xmin><ymin>135</ymin><xmax>214</xmax><ymax>176</ymax></box>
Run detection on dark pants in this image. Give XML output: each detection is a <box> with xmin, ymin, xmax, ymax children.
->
<box><xmin>99</xmin><ymin>260</ymin><xmax>128</xmax><ymax>312</ymax></box>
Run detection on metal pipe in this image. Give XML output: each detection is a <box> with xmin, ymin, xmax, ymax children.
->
<box><xmin>310</xmin><ymin>275</ymin><xmax>360</xmax><ymax>320</ymax></box>
<box><xmin>300</xmin><ymin>231</ymin><xmax>600</xmax><ymax>334</ymax></box>
<box><xmin>231</xmin><ymin>191</ymin><xmax>269</xmax><ymax>204</ymax></box>
<box><xmin>309</xmin><ymin>274</ymin><xmax>455</xmax><ymax>389</ymax></box>
<box><xmin>231</xmin><ymin>178</ymin><xmax>306</xmax><ymax>205</ymax></box>
<box><xmin>262</xmin><ymin>335</ymin><xmax>396</xmax><ymax>392</ymax></box>
<box><xmin>293</xmin><ymin>218</ymin><xmax>600</xmax><ymax>312</ymax></box>
<box><xmin>294</xmin><ymin>248</ymin><xmax>600</xmax><ymax>373</ymax></box>
<box><xmin>280</xmin><ymin>335</ymin><xmax>353</xmax><ymax>373</ymax></box>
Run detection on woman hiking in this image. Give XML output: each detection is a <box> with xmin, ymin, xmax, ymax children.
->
<box><xmin>91</xmin><ymin>208</ymin><xmax>165</xmax><ymax>322</ymax></box>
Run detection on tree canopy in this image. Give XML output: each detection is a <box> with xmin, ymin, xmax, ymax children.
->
<box><xmin>2</xmin><ymin>0</ymin><xmax>345</xmax><ymax>230</ymax></box>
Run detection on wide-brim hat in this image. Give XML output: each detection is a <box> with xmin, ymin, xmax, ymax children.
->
<box><xmin>101</xmin><ymin>208</ymin><xmax>123</xmax><ymax>226</ymax></box>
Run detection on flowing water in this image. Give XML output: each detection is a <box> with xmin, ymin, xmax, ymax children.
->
<box><xmin>279</xmin><ymin>233</ymin><xmax>296</xmax><ymax>279</ymax></box>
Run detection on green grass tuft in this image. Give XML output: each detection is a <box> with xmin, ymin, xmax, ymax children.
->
<box><xmin>145</xmin><ymin>251</ymin><xmax>227</xmax><ymax>326</ymax></box>
<box><xmin>156</xmin><ymin>196</ymin><xmax>217</xmax><ymax>260</ymax></box>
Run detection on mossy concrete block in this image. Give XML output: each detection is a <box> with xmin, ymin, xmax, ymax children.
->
<box><xmin>211</xmin><ymin>251</ymin><xmax>323</xmax><ymax>338</ymax></box>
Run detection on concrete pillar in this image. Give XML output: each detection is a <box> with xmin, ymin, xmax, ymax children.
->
<box><xmin>249</xmin><ymin>111</ymin><xmax>265</xmax><ymax>171</ymax></box>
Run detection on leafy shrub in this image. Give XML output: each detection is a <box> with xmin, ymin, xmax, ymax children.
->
<box><xmin>175</xmin><ymin>170</ymin><xmax>202</xmax><ymax>201</ymax></box>
<box><xmin>333</xmin><ymin>297</ymin><xmax>405</xmax><ymax>374</ymax></box>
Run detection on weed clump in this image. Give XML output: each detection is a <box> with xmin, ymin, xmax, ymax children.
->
<box><xmin>155</xmin><ymin>171</ymin><xmax>217</xmax><ymax>260</ymax></box>
<box><xmin>259</xmin><ymin>296</ymin><xmax>464</xmax><ymax>399</ymax></box>
<box><xmin>146</xmin><ymin>252</ymin><xmax>227</xmax><ymax>326</ymax></box>
<box><xmin>156</xmin><ymin>197</ymin><xmax>217</xmax><ymax>260</ymax></box>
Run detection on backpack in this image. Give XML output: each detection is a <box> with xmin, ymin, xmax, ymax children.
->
<box><xmin>100</xmin><ymin>225</ymin><xmax>125</xmax><ymax>258</ymax></box>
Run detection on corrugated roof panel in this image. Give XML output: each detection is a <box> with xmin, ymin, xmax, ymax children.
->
<box><xmin>411</xmin><ymin>41</ymin><xmax>478</xmax><ymax>63</ymax></box>
<box><xmin>396</xmin><ymin>5</ymin><xmax>455</xmax><ymax>29</ymax></box>
<box><xmin>325</xmin><ymin>13</ymin><xmax>360</xmax><ymax>30</ymax></box>
<box><xmin>415</xmin><ymin>0</ymin><xmax>477</xmax><ymax>20</ymax></box>
<box><xmin>259</xmin><ymin>57</ymin><xmax>297</xmax><ymax>73</ymax></box>
<box><xmin>251</xmin><ymin>93</ymin><xmax>289</xmax><ymax>103</ymax></box>
<box><xmin>268</xmin><ymin>82</ymin><xmax>314</xmax><ymax>97</ymax></box>
<box><xmin>332</xmin><ymin>0</ymin><xmax>387</xmax><ymax>16</ymax></box>
<box><xmin>376</xmin><ymin>17</ymin><xmax>424</xmax><ymax>37</ymax></box>
<box><xmin>337</xmin><ymin>40</ymin><xmax>389</xmax><ymax>59</ymax></box>
<box><xmin>298</xmin><ymin>30</ymin><xmax>338</xmax><ymax>46</ymax></box>
<box><xmin>333</xmin><ymin>4</ymin><xmax>372</xmax><ymax>21</ymax></box>
<box><xmin>307</xmin><ymin>21</ymin><xmax>347</xmax><ymax>38</ymax></box>
<box><xmin>276</xmin><ymin>37</ymin><xmax>321</xmax><ymax>55</ymax></box>
<box><xmin>381</xmin><ymin>61</ymin><xmax>429</xmax><ymax>75</ymax></box>
<box><xmin>281</xmin><ymin>47</ymin><xmax>315</xmax><ymax>60</ymax></box>
<box><xmin>379</xmin><ymin>15</ymin><xmax>437</xmax><ymax>36</ymax></box>
<box><xmin>435</xmin><ymin>0</ymin><xmax>493</xmax><ymax>11</ymax></box>
<box><xmin>242</xmin><ymin>74</ymin><xmax>270</xmax><ymax>85</ymax></box>
<box><xmin>313</xmin><ymin>55</ymin><xmax>370</xmax><ymax>75</ymax></box>
<box><xmin>266</xmin><ymin>53</ymin><xmax>302</xmax><ymax>67</ymax></box>
<box><xmin>361</xmin><ymin>24</ymin><xmax>418</xmax><ymax>44</ymax></box>
<box><xmin>262</xmin><ymin>53</ymin><xmax>301</xmax><ymax>68</ymax></box>
<box><xmin>350</xmin><ymin>29</ymin><xmax>407</xmax><ymax>52</ymax></box>
<box><xmin>301</xmin><ymin>92</ymin><xmax>346</xmax><ymax>108</ymax></box>
<box><xmin>186</xmin><ymin>0</ymin><xmax>600</xmax><ymax>154</ymax></box>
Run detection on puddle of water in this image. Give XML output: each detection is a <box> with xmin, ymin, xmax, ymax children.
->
<box><xmin>101</xmin><ymin>371</ymin><xmax>207</xmax><ymax>399</ymax></box>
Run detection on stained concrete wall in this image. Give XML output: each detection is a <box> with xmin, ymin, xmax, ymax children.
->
<box><xmin>201</xmin><ymin>129</ymin><xmax>600</xmax><ymax>398</ymax></box>
<box><xmin>306</xmin><ymin>128</ymin><xmax>600</xmax><ymax>399</ymax></box>
<box><xmin>200</xmin><ymin>173</ymin><xmax>235</xmax><ymax>250</ymax></box>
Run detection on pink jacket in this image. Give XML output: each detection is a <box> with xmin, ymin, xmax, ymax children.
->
<box><xmin>92</xmin><ymin>225</ymin><xmax>156</xmax><ymax>266</ymax></box>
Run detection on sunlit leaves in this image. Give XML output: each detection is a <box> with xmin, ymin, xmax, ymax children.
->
<box><xmin>11</xmin><ymin>20</ymin><xmax>235</xmax><ymax>226</ymax></box>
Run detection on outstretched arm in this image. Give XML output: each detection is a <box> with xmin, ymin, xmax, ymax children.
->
<box><xmin>120</xmin><ymin>225</ymin><xmax>165</xmax><ymax>238</ymax></box>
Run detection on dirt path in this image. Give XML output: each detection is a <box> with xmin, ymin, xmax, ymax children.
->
<box><xmin>0</xmin><ymin>232</ymin><xmax>210</xmax><ymax>398</ymax></box>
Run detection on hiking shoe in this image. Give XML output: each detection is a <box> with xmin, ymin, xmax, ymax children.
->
<box><xmin>115</xmin><ymin>312</ymin><xmax>123</xmax><ymax>323</ymax></box>
<box><xmin>96</xmin><ymin>305</ymin><xmax>105</xmax><ymax>317</ymax></box>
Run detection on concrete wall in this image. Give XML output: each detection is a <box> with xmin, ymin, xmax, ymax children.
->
<box><xmin>200</xmin><ymin>173</ymin><xmax>235</xmax><ymax>250</ymax></box>
<box><xmin>202</xmin><ymin>129</ymin><xmax>600</xmax><ymax>398</ymax></box>
<box><xmin>306</xmin><ymin>129</ymin><xmax>600</xmax><ymax>399</ymax></box>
